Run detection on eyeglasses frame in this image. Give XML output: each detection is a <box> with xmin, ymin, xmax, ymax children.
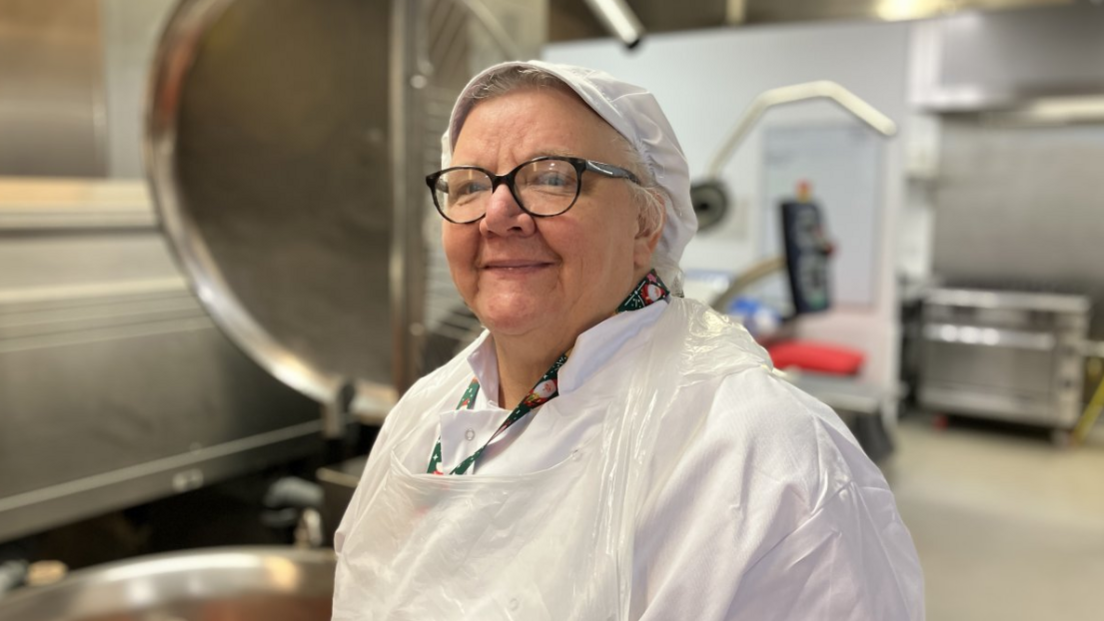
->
<box><xmin>425</xmin><ymin>155</ymin><xmax>641</xmax><ymax>224</ymax></box>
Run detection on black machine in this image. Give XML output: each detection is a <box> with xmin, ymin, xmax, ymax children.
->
<box><xmin>709</xmin><ymin>182</ymin><xmax>834</xmax><ymax>320</ymax></box>
<box><xmin>781</xmin><ymin>187</ymin><xmax>834</xmax><ymax>316</ymax></box>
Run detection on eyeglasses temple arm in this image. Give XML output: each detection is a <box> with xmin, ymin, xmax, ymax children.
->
<box><xmin>585</xmin><ymin>160</ymin><xmax>641</xmax><ymax>185</ymax></box>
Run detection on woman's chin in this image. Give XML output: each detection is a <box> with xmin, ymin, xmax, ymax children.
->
<box><xmin>474</xmin><ymin>299</ymin><xmax>553</xmax><ymax>338</ymax></box>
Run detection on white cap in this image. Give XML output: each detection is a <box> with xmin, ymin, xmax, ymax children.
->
<box><xmin>443</xmin><ymin>60</ymin><xmax>697</xmax><ymax>269</ymax></box>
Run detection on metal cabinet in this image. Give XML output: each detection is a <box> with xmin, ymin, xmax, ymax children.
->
<box><xmin>0</xmin><ymin>179</ymin><xmax>321</xmax><ymax>543</ymax></box>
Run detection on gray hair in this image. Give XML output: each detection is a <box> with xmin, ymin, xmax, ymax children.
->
<box><xmin>463</xmin><ymin>67</ymin><xmax>683</xmax><ymax>294</ymax></box>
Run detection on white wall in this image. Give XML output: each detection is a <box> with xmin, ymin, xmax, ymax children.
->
<box><xmin>545</xmin><ymin>20</ymin><xmax>912</xmax><ymax>417</ymax></box>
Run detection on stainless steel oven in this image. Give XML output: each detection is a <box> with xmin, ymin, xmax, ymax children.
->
<box><xmin>919</xmin><ymin>288</ymin><xmax>1090</xmax><ymax>429</ymax></box>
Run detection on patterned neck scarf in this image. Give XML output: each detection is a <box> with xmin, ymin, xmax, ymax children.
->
<box><xmin>427</xmin><ymin>270</ymin><xmax>670</xmax><ymax>475</ymax></box>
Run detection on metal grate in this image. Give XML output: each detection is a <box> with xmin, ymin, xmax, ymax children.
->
<box><xmin>416</xmin><ymin>0</ymin><xmax>509</xmax><ymax>371</ymax></box>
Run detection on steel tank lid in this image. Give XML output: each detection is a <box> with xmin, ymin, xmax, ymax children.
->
<box><xmin>145</xmin><ymin>0</ymin><xmax>399</xmax><ymax>418</ymax></box>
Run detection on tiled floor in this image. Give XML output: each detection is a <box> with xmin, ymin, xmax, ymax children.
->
<box><xmin>884</xmin><ymin>415</ymin><xmax>1104</xmax><ymax>621</ymax></box>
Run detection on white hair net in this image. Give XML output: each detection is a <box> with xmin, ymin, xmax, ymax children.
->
<box><xmin>442</xmin><ymin>60</ymin><xmax>697</xmax><ymax>285</ymax></box>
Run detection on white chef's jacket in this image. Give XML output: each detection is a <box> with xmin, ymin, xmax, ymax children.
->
<box><xmin>335</xmin><ymin>299</ymin><xmax>925</xmax><ymax>620</ymax></box>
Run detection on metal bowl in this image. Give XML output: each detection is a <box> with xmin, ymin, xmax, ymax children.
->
<box><xmin>0</xmin><ymin>547</ymin><xmax>335</xmax><ymax>621</ymax></box>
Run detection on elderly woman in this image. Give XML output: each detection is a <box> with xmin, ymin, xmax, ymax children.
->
<box><xmin>333</xmin><ymin>61</ymin><xmax>924</xmax><ymax>620</ymax></box>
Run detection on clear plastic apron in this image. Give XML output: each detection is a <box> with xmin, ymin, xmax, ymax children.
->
<box><xmin>332</xmin><ymin>298</ymin><xmax>769</xmax><ymax>621</ymax></box>
<box><xmin>334</xmin><ymin>406</ymin><xmax>626</xmax><ymax>620</ymax></box>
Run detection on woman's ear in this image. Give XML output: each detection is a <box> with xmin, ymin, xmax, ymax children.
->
<box><xmin>634</xmin><ymin>194</ymin><xmax>666</xmax><ymax>269</ymax></box>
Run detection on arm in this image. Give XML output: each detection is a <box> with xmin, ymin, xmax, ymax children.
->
<box><xmin>724</xmin><ymin>482</ymin><xmax>925</xmax><ymax>620</ymax></box>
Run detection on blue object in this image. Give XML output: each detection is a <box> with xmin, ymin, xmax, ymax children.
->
<box><xmin>727</xmin><ymin>296</ymin><xmax>781</xmax><ymax>339</ymax></box>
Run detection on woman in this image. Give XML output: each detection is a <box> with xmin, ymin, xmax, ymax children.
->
<box><xmin>334</xmin><ymin>61</ymin><xmax>924</xmax><ymax>620</ymax></box>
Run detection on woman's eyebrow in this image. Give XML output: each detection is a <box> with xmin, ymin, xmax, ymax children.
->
<box><xmin>448</xmin><ymin>149</ymin><xmax>579</xmax><ymax>171</ymax></box>
<box><xmin>536</xmin><ymin>148</ymin><xmax>575</xmax><ymax>158</ymax></box>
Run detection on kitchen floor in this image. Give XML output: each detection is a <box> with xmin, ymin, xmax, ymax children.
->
<box><xmin>884</xmin><ymin>414</ymin><xmax>1104</xmax><ymax>621</ymax></box>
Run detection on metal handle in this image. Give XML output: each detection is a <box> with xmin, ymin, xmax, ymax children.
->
<box><xmin>706</xmin><ymin>81</ymin><xmax>898</xmax><ymax>178</ymax></box>
<box><xmin>294</xmin><ymin>508</ymin><xmax>325</xmax><ymax>549</ymax></box>
<box><xmin>923</xmin><ymin>323</ymin><xmax>1056</xmax><ymax>351</ymax></box>
<box><xmin>0</xmin><ymin>560</ymin><xmax>29</xmax><ymax>597</ymax></box>
<box><xmin>709</xmin><ymin>255</ymin><xmax>787</xmax><ymax>312</ymax></box>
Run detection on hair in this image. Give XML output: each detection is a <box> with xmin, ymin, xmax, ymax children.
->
<box><xmin>462</xmin><ymin>66</ymin><xmax>683</xmax><ymax>293</ymax></box>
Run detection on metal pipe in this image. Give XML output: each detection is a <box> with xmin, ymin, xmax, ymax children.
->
<box><xmin>583</xmin><ymin>0</ymin><xmax>646</xmax><ymax>49</ymax></box>
<box><xmin>705</xmin><ymin>81</ymin><xmax>897</xmax><ymax>178</ymax></box>
<box><xmin>710</xmin><ymin>255</ymin><xmax>787</xmax><ymax>312</ymax></box>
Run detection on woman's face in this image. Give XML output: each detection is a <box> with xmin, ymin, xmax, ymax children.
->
<box><xmin>443</xmin><ymin>86</ymin><xmax>660</xmax><ymax>343</ymax></box>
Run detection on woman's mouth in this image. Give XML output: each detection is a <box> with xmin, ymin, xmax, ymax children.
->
<box><xmin>481</xmin><ymin>260</ymin><xmax>554</xmax><ymax>274</ymax></box>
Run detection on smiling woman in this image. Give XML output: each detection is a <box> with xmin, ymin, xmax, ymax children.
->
<box><xmin>443</xmin><ymin>85</ymin><xmax>662</xmax><ymax>407</ymax></box>
<box><xmin>332</xmin><ymin>61</ymin><xmax>925</xmax><ymax>621</ymax></box>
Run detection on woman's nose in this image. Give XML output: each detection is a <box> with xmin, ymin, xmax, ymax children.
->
<box><xmin>481</xmin><ymin>184</ymin><xmax>535</xmax><ymax>237</ymax></box>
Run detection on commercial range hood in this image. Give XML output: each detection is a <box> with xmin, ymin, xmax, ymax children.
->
<box><xmin>910</xmin><ymin>2</ymin><xmax>1104</xmax><ymax>123</ymax></box>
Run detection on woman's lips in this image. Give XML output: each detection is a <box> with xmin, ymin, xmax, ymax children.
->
<box><xmin>481</xmin><ymin>260</ymin><xmax>554</xmax><ymax>274</ymax></box>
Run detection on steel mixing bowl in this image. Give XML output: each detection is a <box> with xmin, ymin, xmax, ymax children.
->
<box><xmin>0</xmin><ymin>547</ymin><xmax>335</xmax><ymax>621</ymax></box>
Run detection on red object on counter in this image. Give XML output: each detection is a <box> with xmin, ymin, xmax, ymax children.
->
<box><xmin>766</xmin><ymin>341</ymin><xmax>865</xmax><ymax>376</ymax></box>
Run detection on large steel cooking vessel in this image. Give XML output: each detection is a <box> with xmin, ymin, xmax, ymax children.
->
<box><xmin>145</xmin><ymin>0</ymin><xmax>543</xmax><ymax>433</ymax></box>
<box><xmin>0</xmin><ymin>548</ymin><xmax>335</xmax><ymax>621</ymax></box>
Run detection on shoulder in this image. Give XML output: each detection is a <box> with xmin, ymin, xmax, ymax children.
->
<box><xmin>633</xmin><ymin>365</ymin><xmax>903</xmax><ymax>601</ymax></box>
<box><xmin>630</xmin><ymin>358</ymin><xmax>910</xmax><ymax>614</ymax></box>
<box><xmin>664</xmin><ymin>365</ymin><xmax>886</xmax><ymax>517</ymax></box>
<box><xmin>636</xmin><ymin>328</ymin><xmax>897</xmax><ymax>563</ymax></box>
<box><xmin>646</xmin><ymin>299</ymin><xmax>886</xmax><ymax>511</ymax></box>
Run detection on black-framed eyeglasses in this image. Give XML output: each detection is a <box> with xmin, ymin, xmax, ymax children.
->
<box><xmin>425</xmin><ymin>155</ymin><xmax>641</xmax><ymax>224</ymax></box>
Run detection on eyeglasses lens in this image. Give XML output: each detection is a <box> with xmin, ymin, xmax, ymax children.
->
<box><xmin>516</xmin><ymin>160</ymin><xmax>579</xmax><ymax>216</ymax></box>
<box><xmin>435</xmin><ymin>169</ymin><xmax>489</xmax><ymax>223</ymax></box>
<box><xmin>435</xmin><ymin>159</ymin><xmax>581</xmax><ymax>222</ymax></box>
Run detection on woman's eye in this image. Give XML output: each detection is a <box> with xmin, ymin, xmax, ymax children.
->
<box><xmin>532</xmin><ymin>171</ymin><xmax>573</xmax><ymax>188</ymax></box>
<box><xmin>452</xmin><ymin>179</ymin><xmax>490</xmax><ymax>199</ymax></box>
